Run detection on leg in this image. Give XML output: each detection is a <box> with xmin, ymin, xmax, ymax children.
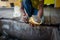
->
<box><xmin>29</xmin><ymin>8</ymin><xmax>44</xmax><ymax>26</ymax></box>
<box><xmin>33</xmin><ymin>0</ymin><xmax>44</xmax><ymax>24</ymax></box>
<box><xmin>22</xmin><ymin>0</ymin><xmax>34</xmax><ymax>17</ymax></box>
<box><xmin>29</xmin><ymin>0</ymin><xmax>44</xmax><ymax>26</ymax></box>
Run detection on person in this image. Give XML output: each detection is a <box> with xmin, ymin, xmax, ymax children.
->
<box><xmin>20</xmin><ymin>0</ymin><xmax>44</xmax><ymax>26</ymax></box>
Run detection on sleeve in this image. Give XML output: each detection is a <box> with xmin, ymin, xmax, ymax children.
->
<box><xmin>19</xmin><ymin>0</ymin><xmax>22</xmax><ymax>2</ymax></box>
<box><xmin>39</xmin><ymin>0</ymin><xmax>43</xmax><ymax>1</ymax></box>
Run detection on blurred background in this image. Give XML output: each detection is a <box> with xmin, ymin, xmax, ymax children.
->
<box><xmin>0</xmin><ymin>0</ymin><xmax>60</xmax><ymax>40</ymax></box>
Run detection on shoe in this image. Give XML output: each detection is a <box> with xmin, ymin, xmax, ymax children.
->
<box><xmin>29</xmin><ymin>15</ymin><xmax>44</xmax><ymax>25</ymax></box>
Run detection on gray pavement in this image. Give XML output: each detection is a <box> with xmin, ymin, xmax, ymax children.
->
<box><xmin>0</xmin><ymin>7</ymin><xmax>60</xmax><ymax>24</ymax></box>
<box><xmin>0</xmin><ymin>8</ymin><xmax>14</xmax><ymax>18</ymax></box>
<box><xmin>0</xmin><ymin>7</ymin><xmax>60</xmax><ymax>40</ymax></box>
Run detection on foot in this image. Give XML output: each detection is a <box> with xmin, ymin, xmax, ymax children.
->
<box><xmin>29</xmin><ymin>15</ymin><xmax>44</xmax><ymax>26</ymax></box>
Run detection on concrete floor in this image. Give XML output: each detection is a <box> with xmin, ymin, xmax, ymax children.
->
<box><xmin>44</xmin><ymin>7</ymin><xmax>60</xmax><ymax>24</ymax></box>
<box><xmin>0</xmin><ymin>7</ymin><xmax>60</xmax><ymax>40</ymax></box>
<box><xmin>0</xmin><ymin>8</ymin><xmax>14</xmax><ymax>18</ymax></box>
<box><xmin>0</xmin><ymin>7</ymin><xmax>60</xmax><ymax>24</ymax></box>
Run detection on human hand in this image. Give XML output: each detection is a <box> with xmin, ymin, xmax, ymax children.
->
<box><xmin>22</xmin><ymin>13</ymin><xmax>29</xmax><ymax>23</ymax></box>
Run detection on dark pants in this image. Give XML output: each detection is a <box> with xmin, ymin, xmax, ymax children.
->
<box><xmin>22</xmin><ymin>0</ymin><xmax>38</xmax><ymax>17</ymax></box>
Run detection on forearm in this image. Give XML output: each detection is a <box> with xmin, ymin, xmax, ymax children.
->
<box><xmin>38</xmin><ymin>7</ymin><xmax>43</xmax><ymax>18</ymax></box>
<box><xmin>38</xmin><ymin>0</ymin><xmax>44</xmax><ymax>18</ymax></box>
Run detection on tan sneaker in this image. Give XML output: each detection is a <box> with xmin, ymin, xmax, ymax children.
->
<box><xmin>29</xmin><ymin>15</ymin><xmax>43</xmax><ymax>25</ymax></box>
